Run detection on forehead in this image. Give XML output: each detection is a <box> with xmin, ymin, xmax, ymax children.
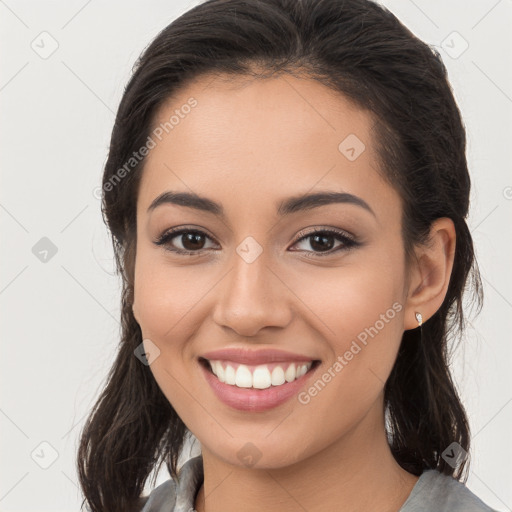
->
<box><xmin>149</xmin><ymin>72</ymin><xmax>373</xmax><ymax>164</ymax></box>
<box><xmin>138</xmin><ymin>73</ymin><xmax>399</xmax><ymax>225</ymax></box>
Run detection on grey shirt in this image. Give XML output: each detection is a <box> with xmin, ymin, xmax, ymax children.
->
<box><xmin>139</xmin><ymin>455</ymin><xmax>500</xmax><ymax>512</ymax></box>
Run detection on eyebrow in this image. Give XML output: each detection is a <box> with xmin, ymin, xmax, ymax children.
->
<box><xmin>147</xmin><ymin>190</ymin><xmax>376</xmax><ymax>219</ymax></box>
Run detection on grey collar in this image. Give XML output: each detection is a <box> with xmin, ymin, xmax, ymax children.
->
<box><xmin>174</xmin><ymin>455</ymin><xmax>204</xmax><ymax>512</ymax></box>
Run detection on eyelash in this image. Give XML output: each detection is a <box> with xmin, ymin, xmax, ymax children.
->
<box><xmin>153</xmin><ymin>226</ymin><xmax>360</xmax><ymax>258</ymax></box>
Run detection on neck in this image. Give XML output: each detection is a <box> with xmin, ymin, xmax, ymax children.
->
<box><xmin>194</xmin><ymin>400</ymin><xmax>419</xmax><ymax>512</ymax></box>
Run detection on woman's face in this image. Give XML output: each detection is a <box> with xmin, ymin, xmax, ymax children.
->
<box><xmin>133</xmin><ymin>73</ymin><xmax>413</xmax><ymax>468</ymax></box>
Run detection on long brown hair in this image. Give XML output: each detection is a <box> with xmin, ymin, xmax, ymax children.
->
<box><xmin>77</xmin><ymin>1</ymin><xmax>484</xmax><ymax>510</ymax></box>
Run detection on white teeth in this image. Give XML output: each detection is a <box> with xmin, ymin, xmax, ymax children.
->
<box><xmin>208</xmin><ymin>360</ymin><xmax>313</xmax><ymax>389</ymax></box>
<box><xmin>225</xmin><ymin>365</ymin><xmax>236</xmax><ymax>385</ymax></box>
<box><xmin>271</xmin><ymin>366</ymin><xmax>285</xmax><ymax>386</ymax></box>
<box><xmin>253</xmin><ymin>366</ymin><xmax>272</xmax><ymax>389</ymax></box>
<box><xmin>214</xmin><ymin>361</ymin><xmax>225</xmax><ymax>383</ymax></box>
<box><xmin>235</xmin><ymin>365</ymin><xmax>253</xmax><ymax>388</ymax></box>
<box><xmin>284</xmin><ymin>364</ymin><xmax>296</xmax><ymax>383</ymax></box>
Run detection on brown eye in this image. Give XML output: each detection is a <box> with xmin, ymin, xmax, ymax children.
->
<box><xmin>290</xmin><ymin>228</ymin><xmax>359</xmax><ymax>257</ymax></box>
<box><xmin>308</xmin><ymin>233</ymin><xmax>336</xmax><ymax>252</ymax></box>
<box><xmin>154</xmin><ymin>228</ymin><xmax>218</xmax><ymax>254</ymax></box>
<box><xmin>180</xmin><ymin>232</ymin><xmax>207</xmax><ymax>251</ymax></box>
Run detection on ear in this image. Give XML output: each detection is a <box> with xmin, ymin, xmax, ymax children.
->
<box><xmin>403</xmin><ymin>217</ymin><xmax>456</xmax><ymax>330</ymax></box>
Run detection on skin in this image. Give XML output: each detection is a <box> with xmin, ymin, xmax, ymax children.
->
<box><xmin>132</xmin><ymin>73</ymin><xmax>456</xmax><ymax>512</ymax></box>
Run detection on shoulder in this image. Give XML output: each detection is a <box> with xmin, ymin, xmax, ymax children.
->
<box><xmin>138</xmin><ymin>479</ymin><xmax>177</xmax><ymax>512</ymax></box>
<box><xmin>400</xmin><ymin>469</ymin><xmax>501</xmax><ymax>512</ymax></box>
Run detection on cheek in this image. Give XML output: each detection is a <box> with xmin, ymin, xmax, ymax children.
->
<box><xmin>132</xmin><ymin>250</ymin><xmax>209</xmax><ymax>416</ymax></box>
<box><xmin>288</xmin><ymin>256</ymin><xmax>405</xmax><ymax>406</ymax></box>
<box><xmin>133</xmin><ymin>249</ymin><xmax>210</xmax><ymax>340</ymax></box>
<box><xmin>291</xmin><ymin>252</ymin><xmax>404</xmax><ymax>345</ymax></box>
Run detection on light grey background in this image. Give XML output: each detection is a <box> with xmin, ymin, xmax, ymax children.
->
<box><xmin>1</xmin><ymin>0</ymin><xmax>511</xmax><ymax>510</ymax></box>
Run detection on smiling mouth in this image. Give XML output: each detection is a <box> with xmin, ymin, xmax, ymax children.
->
<box><xmin>198</xmin><ymin>357</ymin><xmax>321</xmax><ymax>390</ymax></box>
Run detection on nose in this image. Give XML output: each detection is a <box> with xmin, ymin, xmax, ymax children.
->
<box><xmin>212</xmin><ymin>249</ymin><xmax>293</xmax><ymax>337</ymax></box>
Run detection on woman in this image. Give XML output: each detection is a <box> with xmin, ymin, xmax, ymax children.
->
<box><xmin>78</xmin><ymin>0</ymin><xmax>499</xmax><ymax>511</ymax></box>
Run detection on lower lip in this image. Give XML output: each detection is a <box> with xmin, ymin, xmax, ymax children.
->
<box><xmin>199</xmin><ymin>361</ymin><xmax>319</xmax><ymax>412</ymax></box>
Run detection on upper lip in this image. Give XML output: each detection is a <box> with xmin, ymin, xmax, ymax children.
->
<box><xmin>200</xmin><ymin>347</ymin><xmax>318</xmax><ymax>365</ymax></box>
